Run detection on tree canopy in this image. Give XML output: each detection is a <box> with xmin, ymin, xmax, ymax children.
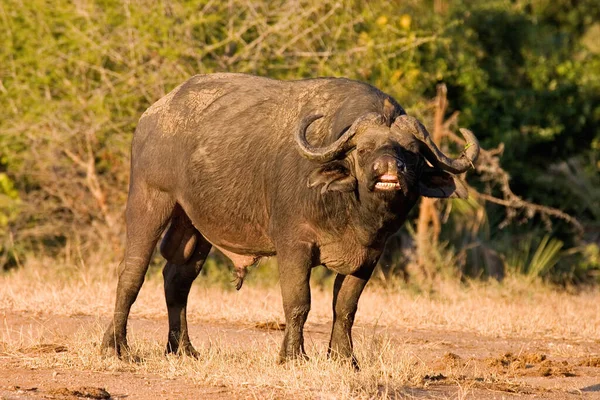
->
<box><xmin>1</xmin><ymin>0</ymin><xmax>598</xmax><ymax>283</ymax></box>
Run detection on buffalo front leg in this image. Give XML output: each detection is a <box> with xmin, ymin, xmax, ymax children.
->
<box><xmin>277</xmin><ymin>245</ymin><xmax>313</xmax><ymax>363</ymax></box>
<box><xmin>163</xmin><ymin>236</ymin><xmax>212</xmax><ymax>357</ymax></box>
<box><xmin>328</xmin><ymin>266</ymin><xmax>375</xmax><ymax>369</ymax></box>
<box><xmin>101</xmin><ymin>184</ymin><xmax>174</xmax><ymax>358</ymax></box>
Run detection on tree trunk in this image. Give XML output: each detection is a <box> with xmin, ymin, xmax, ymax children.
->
<box><xmin>416</xmin><ymin>84</ymin><xmax>447</xmax><ymax>277</ymax></box>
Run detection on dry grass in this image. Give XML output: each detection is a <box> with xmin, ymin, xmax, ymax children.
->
<box><xmin>2</xmin><ymin>256</ymin><xmax>600</xmax><ymax>398</ymax></box>
<box><xmin>2</xmin><ymin>256</ymin><xmax>599</xmax><ymax>340</ymax></box>
<box><xmin>2</xmin><ymin>328</ymin><xmax>428</xmax><ymax>399</ymax></box>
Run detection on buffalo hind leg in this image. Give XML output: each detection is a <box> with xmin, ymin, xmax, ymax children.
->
<box><xmin>277</xmin><ymin>244</ymin><xmax>313</xmax><ymax>363</ymax></box>
<box><xmin>163</xmin><ymin>235</ymin><xmax>212</xmax><ymax>356</ymax></box>
<box><xmin>101</xmin><ymin>184</ymin><xmax>174</xmax><ymax>358</ymax></box>
<box><xmin>328</xmin><ymin>265</ymin><xmax>375</xmax><ymax>370</ymax></box>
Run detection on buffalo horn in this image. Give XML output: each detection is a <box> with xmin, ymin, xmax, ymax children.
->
<box><xmin>395</xmin><ymin>115</ymin><xmax>480</xmax><ymax>174</ymax></box>
<box><xmin>295</xmin><ymin>112</ymin><xmax>382</xmax><ymax>162</ymax></box>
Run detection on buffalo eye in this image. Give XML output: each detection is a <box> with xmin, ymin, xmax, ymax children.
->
<box><xmin>357</xmin><ymin>143</ymin><xmax>375</xmax><ymax>157</ymax></box>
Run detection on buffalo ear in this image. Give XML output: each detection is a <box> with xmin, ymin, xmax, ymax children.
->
<box><xmin>308</xmin><ymin>161</ymin><xmax>357</xmax><ymax>194</ymax></box>
<box><xmin>419</xmin><ymin>167</ymin><xmax>468</xmax><ymax>199</ymax></box>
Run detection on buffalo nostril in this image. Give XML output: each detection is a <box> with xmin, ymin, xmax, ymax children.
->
<box><xmin>387</xmin><ymin>159</ymin><xmax>404</xmax><ymax>173</ymax></box>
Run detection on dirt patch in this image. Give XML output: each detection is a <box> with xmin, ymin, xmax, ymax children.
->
<box><xmin>0</xmin><ymin>367</ymin><xmax>235</xmax><ymax>400</ymax></box>
<box><xmin>536</xmin><ymin>360</ymin><xmax>577</xmax><ymax>377</ymax></box>
<box><xmin>486</xmin><ymin>351</ymin><xmax>546</xmax><ymax>368</ymax></box>
<box><xmin>429</xmin><ymin>351</ymin><xmax>465</xmax><ymax>371</ymax></box>
<box><xmin>254</xmin><ymin>321</ymin><xmax>285</xmax><ymax>331</ymax></box>
<box><xmin>48</xmin><ymin>387</ymin><xmax>110</xmax><ymax>399</ymax></box>
<box><xmin>440</xmin><ymin>352</ymin><xmax>463</xmax><ymax>367</ymax></box>
<box><xmin>2</xmin><ymin>311</ymin><xmax>600</xmax><ymax>399</ymax></box>
<box><xmin>18</xmin><ymin>343</ymin><xmax>68</xmax><ymax>355</ymax></box>
<box><xmin>579</xmin><ymin>357</ymin><xmax>600</xmax><ymax>367</ymax></box>
<box><xmin>470</xmin><ymin>380</ymin><xmax>535</xmax><ymax>395</ymax></box>
<box><xmin>486</xmin><ymin>352</ymin><xmax>576</xmax><ymax>377</ymax></box>
<box><xmin>422</xmin><ymin>373</ymin><xmax>446</xmax><ymax>382</ymax></box>
<box><xmin>5</xmin><ymin>385</ymin><xmax>39</xmax><ymax>394</ymax></box>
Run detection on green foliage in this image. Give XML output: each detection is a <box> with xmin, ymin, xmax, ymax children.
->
<box><xmin>501</xmin><ymin>233</ymin><xmax>598</xmax><ymax>285</ymax></box>
<box><xmin>551</xmin><ymin>243</ymin><xmax>600</xmax><ymax>285</ymax></box>
<box><xmin>576</xmin><ymin>244</ymin><xmax>600</xmax><ymax>282</ymax></box>
<box><xmin>0</xmin><ymin>172</ymin><xmax>21</xmax><ymax>268</ymax></box>
<box><xmin>0</xmin><ymin>173</ymin><xmax>20</xmax><ymax>231</ymax></box>
<box><xmin>1</xmin><ymin>0</ymin><xmax>598</xmax><ymax>284</ymax></box>
<box><xmin>504</xmin><ymin>234</ymin><xmax>563</xmax><ymax>279</ymax></box>
<box><xmin>438</xmin><ymin>1</ymin><xmax>600</xmax><ymax>220</ymax></box>
<box><xmin>528</xmin><ymin>235</ymin><xmax>564</xmax><ymax>278</ymax></box>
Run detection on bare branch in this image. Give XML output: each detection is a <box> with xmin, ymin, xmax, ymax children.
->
<box><xmin>445</xmin><ymin>129</ymin><xmax>583</xmax><ymax>234</ymax></box>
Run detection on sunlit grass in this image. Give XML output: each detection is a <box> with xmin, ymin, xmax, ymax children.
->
<box><xmin>2</xmin><ymin>254</ymin><xmax>599</xmax><ymax>398</ymax></box>
<box><xmin>3</xmin><ymin>255</ymin><xmax>599</xmax><ymax>341</ymax></box>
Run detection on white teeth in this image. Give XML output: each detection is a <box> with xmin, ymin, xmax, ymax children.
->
<box><xmin>375</xmin><ymin>182</ymin><xmax>401</xmax><ymax>190</ymax></box>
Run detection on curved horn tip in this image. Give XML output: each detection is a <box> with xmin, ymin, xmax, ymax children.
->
<box><xmin>458</xmin><ymin>128</ymin><xmax>481</xmax><ymax>165</ymax></box>
<box><xmin>458</xmin><ymin>127</ymin><xmax>476</xmax><ymax>138</ymax></box>
<box><xmin>302</xmin><ymin>114</ymin><xmax>324</xmax><ymax>125</ymax></box>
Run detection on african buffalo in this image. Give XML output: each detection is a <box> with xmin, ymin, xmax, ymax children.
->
<box><xmin>101</xmin><ymin>73</ymin><xmax>479</xmax><ymax>366</ymax></box>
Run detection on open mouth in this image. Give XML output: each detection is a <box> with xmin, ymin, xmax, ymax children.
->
<box><xmin>374</xmin><ymin>174</ymin><xmax>401</xmax><ymax>191</ymax></box>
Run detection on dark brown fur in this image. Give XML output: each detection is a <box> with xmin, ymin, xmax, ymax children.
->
<box><xmin>101</xmin><ymin>73</ymin><xmax>473</xmax><ymax>365</ymax></box>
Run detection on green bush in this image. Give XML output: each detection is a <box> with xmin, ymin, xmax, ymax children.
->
<box><xmin>1</xmin><ymin>0</ymin><xmax>598</xmax><ymax>283</ymax></box>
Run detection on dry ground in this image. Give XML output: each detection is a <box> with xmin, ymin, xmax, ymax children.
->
<box><xmin>1</xmin><ymin>259</ymin><xmax>600</xmax><ymax>399</ymax></box>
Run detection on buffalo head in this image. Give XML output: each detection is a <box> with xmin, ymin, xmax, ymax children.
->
<box><xmin>295</xmin><ymin>107</ymin><xmax>479</xmax><ymax>200</ymax></box>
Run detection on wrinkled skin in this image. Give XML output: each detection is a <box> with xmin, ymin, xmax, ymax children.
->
<box><xmin>101</xmin><ymin>73</ymin><xmax>479</xmax><ymax>366</ymax></box>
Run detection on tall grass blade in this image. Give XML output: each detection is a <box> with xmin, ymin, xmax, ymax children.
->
<box><xmin>527</xmin><ymin>235</ymin><xmax>564</xmax><ymax>279</ymax></box>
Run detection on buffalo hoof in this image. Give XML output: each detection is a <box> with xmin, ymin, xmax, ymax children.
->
<box><xmin>347</xmin><ymin>355</ymin><xmax>360</xmax><ymax>371</ymax></box>
<box><xmin>277</xmin><ymin>351</ymin><xmax>309</xmax><ymax>365</ymax></box>
<box><xmin>100</xmin><ymin>336</ymin><xmax>129</xmax><ymax>359</ymax></box>
<box><xmin>328</xmin><ymin>350</ymin><xmax>360</xmax><ymax>370</ymax></box>
<box><xmin>166</xmin><ymin>341</ymin><xmax>200</xmax><ymax>358</ymax></box>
